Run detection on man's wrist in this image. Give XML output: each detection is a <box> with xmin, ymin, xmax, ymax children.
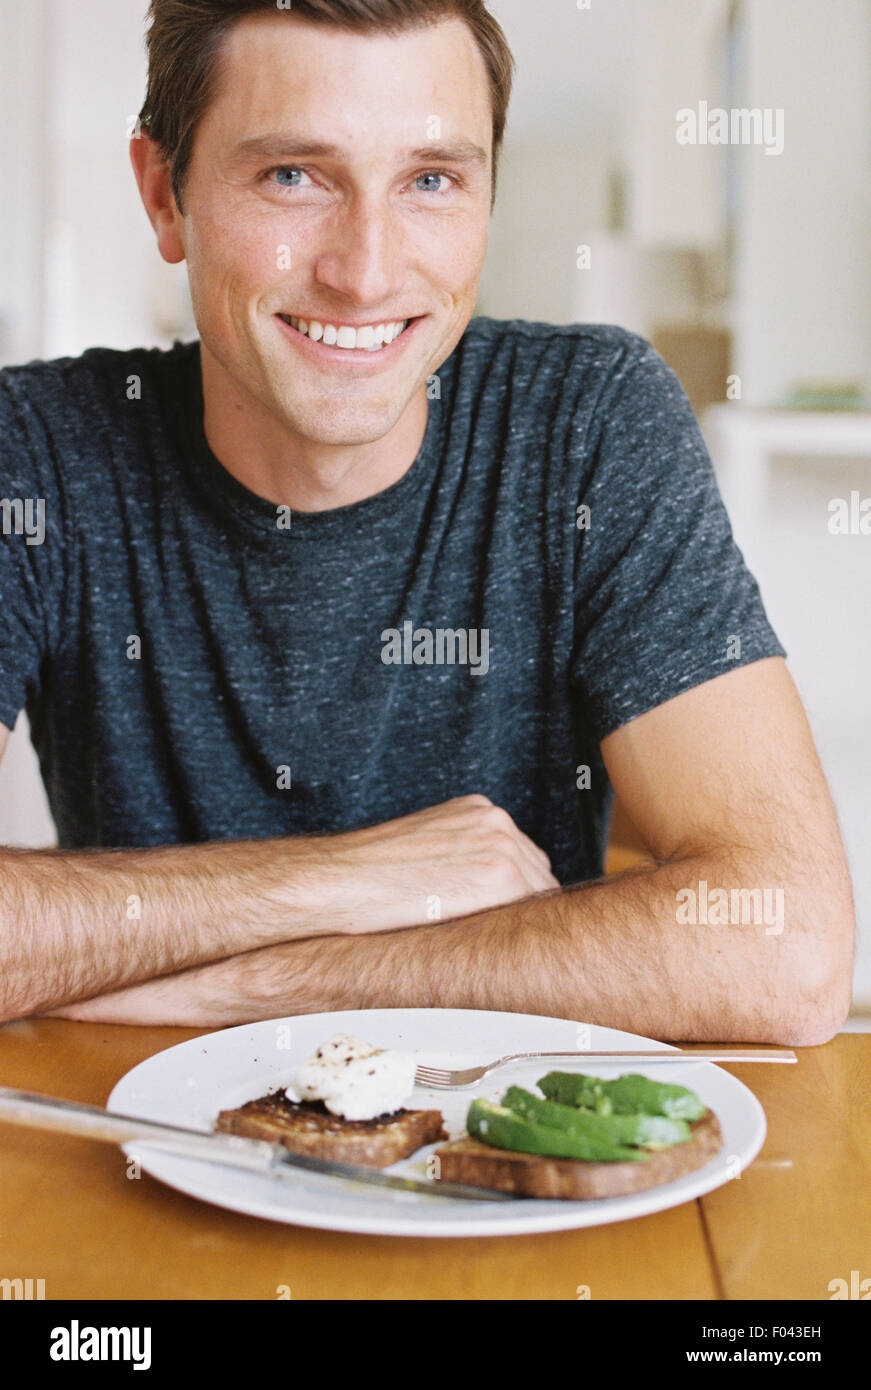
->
<box><xmin>273</xmin><ymin>833</ymin><xmax>357</xmax><ymax>938</ymax></box>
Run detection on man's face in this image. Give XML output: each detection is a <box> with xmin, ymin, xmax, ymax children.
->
<box><xmin>174</xmin><ymin>12</ymin><xmax>493</xmax><ymax>448</ymax></box>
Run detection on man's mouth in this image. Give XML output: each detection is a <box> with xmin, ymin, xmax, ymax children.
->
<box><xmin>277</xmin><ymin>314</ymin><xmax>413</xmax><ymax>353</ymax></box>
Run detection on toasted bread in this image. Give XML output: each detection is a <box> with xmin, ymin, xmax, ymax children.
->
<box><xmin>214</xmin><ymin>1090</ymin><xmax>447</xmax><ymax>1168</ymax></box>
<box><xmin>434</xmin><ymin>1110</ymin><xmax>723</xmax><ymax>1199</ymax></box>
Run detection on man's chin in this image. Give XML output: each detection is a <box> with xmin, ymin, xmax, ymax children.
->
<box><xmin>265</xmin><ymin>373</ymin><xmax>417</xmax><ymax>441</ymax></box>
<box><xmin>295</xmin><ymin>422</ymin><xmax>403</xmax><ymax>449</ymax></box>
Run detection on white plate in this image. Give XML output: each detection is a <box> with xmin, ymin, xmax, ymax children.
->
<box><xmin>106</xmin><ymin>1008</ymin><xmax>766</xmax><ymax>1237</ymax></box>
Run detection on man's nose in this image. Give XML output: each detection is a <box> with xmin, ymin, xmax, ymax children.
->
<box><xmin>314</xmin><ymin>197</ymin><xmax>405</xmax><ymax>307</ymax></box>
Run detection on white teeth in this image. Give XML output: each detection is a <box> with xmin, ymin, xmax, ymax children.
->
<box><xmin>284</xmin><ymin>315</ymin><xmax>409</xmax><ymax>350</ymax></box>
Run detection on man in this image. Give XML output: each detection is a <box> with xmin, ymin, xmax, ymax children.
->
<box><xmin>0</xmin><ymin>0</ymin><xmax>854</xmax><ymax>1040</ymax></box>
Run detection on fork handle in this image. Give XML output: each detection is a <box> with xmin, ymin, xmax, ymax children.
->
<box><xmin>497</xmin><ymin>1049</ymin><xmax>797</xmax><ymax>1064</ymax></box>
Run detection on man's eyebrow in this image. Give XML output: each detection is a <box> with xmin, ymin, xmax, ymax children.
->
<box><xmin>231</xmin><ymin>135</ymin><xmax>489</xmax><ymax>167</ymax></box>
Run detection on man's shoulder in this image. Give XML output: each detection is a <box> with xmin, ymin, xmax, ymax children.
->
<box><xmin>0</xmin><ymin>338</ymin><xmax>198</xmax><ymax>416</ymax></box>
<box><xmin>450</xmin><ymin>317</ymin><xmax>659</xmax><ymax>417</ymax></box>
<box><xmin>458</xmin><ymin>316</ymin><xmax>652</xmax><ymax>370</ymax></box>
<box><xmin>0</xmin><ymin>339</ymin><xmax>199</xmax><ymax>513</ymax></box>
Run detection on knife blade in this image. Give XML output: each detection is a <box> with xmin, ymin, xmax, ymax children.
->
<box><xmin>0</xmin><ymin>1086</ymin><xmax>513</xmax><ymax>1202</ymax></box>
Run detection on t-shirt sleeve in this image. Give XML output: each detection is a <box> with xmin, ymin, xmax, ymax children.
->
<box><xmin>569</xmin><ymin>336</ymin><xmax>786</xmax><ymax>742</ymax></box>
<box><xmin>0</xmin><ymin>367</ymin><xmax>68</xmax><ymax>730</ymax></box>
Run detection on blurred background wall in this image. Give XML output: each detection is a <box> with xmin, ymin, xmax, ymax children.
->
<box><xmin>0</xmin><ymin>0</ymin><xmax>869</xmax><ymax>1020</ymax></box>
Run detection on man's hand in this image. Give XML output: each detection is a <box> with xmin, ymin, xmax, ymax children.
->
<box><xmin>301</xmin><ymin>794</ymin><xmax>560</xmax><ymax>934</ymax></box>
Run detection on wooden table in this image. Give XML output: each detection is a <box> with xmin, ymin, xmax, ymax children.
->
<box><xmin>0</xmin><ymin>1021</ymin><xmax>868</xmax><ymax>1301</ymax></box>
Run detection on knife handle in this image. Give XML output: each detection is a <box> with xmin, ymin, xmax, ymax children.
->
<box><xmin>0</xmin><ymin>1086</ymin><xmax>280</xmax><ymax>1173</ymax></box>
<box><xmin>503</xmin><ymin>1049</ymin><xmax>797</xmax><ymax>1064</ymax></box>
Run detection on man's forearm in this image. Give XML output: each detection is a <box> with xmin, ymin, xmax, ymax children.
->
<box><xmin>54</xmin><ymin>846</ymin><xmax>853</xmax><ymax>1044</ymax></box>
<box><xmin>0</xmin><ymin>836</ymin><xmax>327</xmax><ymax>1020</ymax></box>
<box><xmin>4</xmin><ymin>794</ymin><xmax>560</xmax><ymax>1023</ymax></box>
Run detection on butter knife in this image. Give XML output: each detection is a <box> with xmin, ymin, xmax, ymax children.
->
<box><xmin>0</xmin><ymin>1086</ymin><xmax>512</xmax><ymax>1202</ymax></box>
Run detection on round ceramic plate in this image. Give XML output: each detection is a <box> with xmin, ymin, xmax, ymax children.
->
<box><xmin>106</xmin><ymin>1008</ymin><xmax>766</xmax><ymax>1237</ymax></box>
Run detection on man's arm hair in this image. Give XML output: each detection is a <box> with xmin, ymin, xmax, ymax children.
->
<box><xmin>0</xmin><ymin>727</ymin><xmax>557</xmax><ymax>1023</ymax></box>
<box><xmin>50</xmin><ymin>659</ymin><xmax>855</xmax><ymax>1045</ymax></box>
<box><xmin>48</xmin><ymin>835</ymin><xmax>850</xmax><ymax>1045</ymax></box>
<box><xmin>0</xmin><ymin>833</ymin><xmax>333</xmax><ymax>1021</ymax></box>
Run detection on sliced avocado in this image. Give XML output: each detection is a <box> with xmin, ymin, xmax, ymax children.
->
<box><xmin>503</xmin><ymin>1086</ymin><xmax>691</xmax><ymax>1148</ymax></box>
<box><xmin>467</xmin><ymin>1098</ymin><xmax>648</xmax><ymax>1162</ymax></box>
<box><xmin>532</xmin><ymin>1074</ymin><xmax>614</xmax><ymax>1114</ymax></box>
<box><xmin>538</xmin><ymin>1071</ymin><xmax>706</xmax><ymax>1122</ymax></box>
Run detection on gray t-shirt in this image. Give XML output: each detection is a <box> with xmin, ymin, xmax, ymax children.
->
<box><xmin>0</xmin><ymin>317</ymin><xmax>785</xmax><ymax>880</ymax></box>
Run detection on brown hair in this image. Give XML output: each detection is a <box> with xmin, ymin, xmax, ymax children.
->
<box><xmin>137</xmin><ymin>0</ymin><xmax>515</xmax><ymax>213</ymax></box>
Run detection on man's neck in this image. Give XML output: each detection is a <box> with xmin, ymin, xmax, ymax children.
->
<box><xmin>200</xmin><ymin>348</ymin><xmax>430</xmax><ymax>514</ymax></box>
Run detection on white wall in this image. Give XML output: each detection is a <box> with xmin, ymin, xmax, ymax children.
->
<box><xmin>627</xmin><ymin>0</ymin><xmax>728</xmax><ymax>248</ymax></box>
<box><xmin>734</xmin><ymin>0</ymin><xmax>871</xmax><ymax>406</ymax></box>
<box><xmin>0</xmin><ymin>714</ymin><xmax>55</xmax><ymax>847</ymax></box>
<box><xmin>42</xmin><ymin>0</ymin><xmax>195</xmax><ymax>358</ymax></box>
<box><xmin>0</xmin><ymin>0</ymin><xmax>49</xmax><ymax>365</ymax></box>
<box><xmin>478</xmin><ymin>136</ymin><xmax>614</xmax><ymax>323</ymax></box>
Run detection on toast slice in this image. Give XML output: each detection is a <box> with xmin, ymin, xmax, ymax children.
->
<box><xmin>214</xmin><ymin>1089</ymin><xmax>447</xmax><ymax>1169</ymax></box>
<box><xmin>434</xmin><ymin>1110</ymin><xmax>723</xmax><ymax>1199</ymax></box>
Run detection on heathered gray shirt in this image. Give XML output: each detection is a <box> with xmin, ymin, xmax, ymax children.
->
<box><xmin>0</xmin><ymin>318</ymin><xmax>785</xmax><ymax>880</ymax></box>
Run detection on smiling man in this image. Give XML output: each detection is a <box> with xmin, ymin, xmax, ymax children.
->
<box><xmin>174</xmin><ymin>11</ymin><xmax>494</xmax><ymax>512</ymax></box>
<box><xmin>0</xmin><ymin>0</ymin><xmax>855</xmax><ymax>1042</ymax></box>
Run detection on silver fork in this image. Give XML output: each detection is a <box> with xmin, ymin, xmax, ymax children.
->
<box><xmin>413</xmin><ymin>1047</ymin><xmax>796</xmax><ymax>1090</ymax></box>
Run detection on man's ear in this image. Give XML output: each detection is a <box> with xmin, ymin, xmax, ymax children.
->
<box><xmin>129</xmin><ymin>132</ymin><xmax>186</xmax><ymax>265</ymax></box>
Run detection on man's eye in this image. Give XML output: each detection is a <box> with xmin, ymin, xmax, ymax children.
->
<box><xmin>269</xmin><ymin>166</ymin><xmax>311</xmax><ymax>189</ymax></box>
<box><xmin>414</xmin><ymin>171</ymin><xmax>454</xmax><ymax>194</ymax></box>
